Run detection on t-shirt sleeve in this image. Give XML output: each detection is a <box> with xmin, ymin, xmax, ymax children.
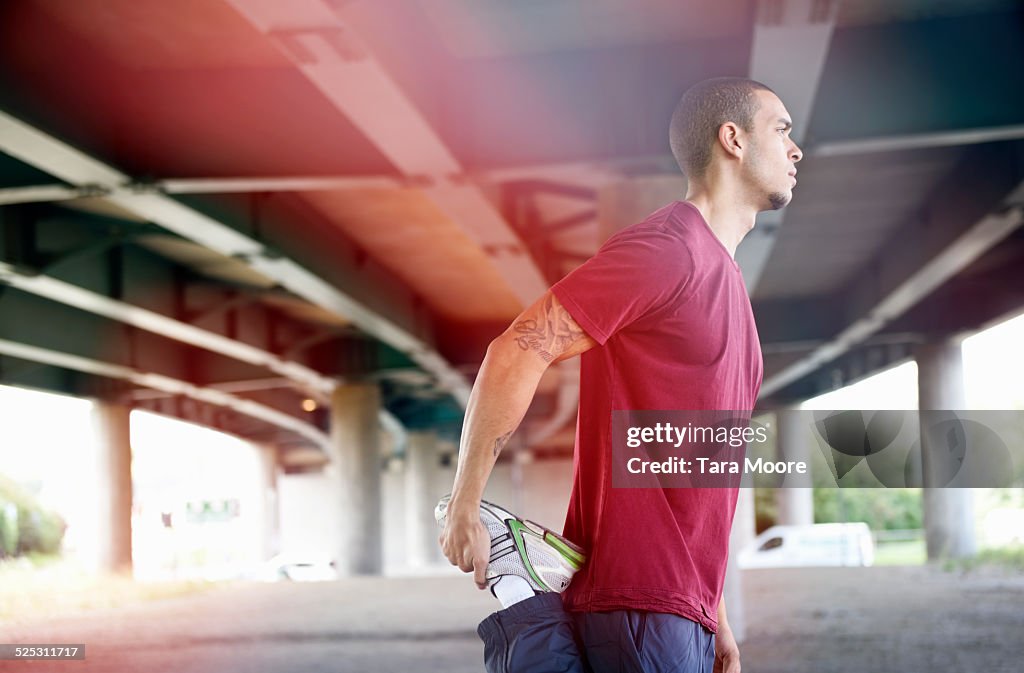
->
<box><xmin>551</xmin><ymin>229</ymin><xmax>693</xmax><ymax>345</ymax></box>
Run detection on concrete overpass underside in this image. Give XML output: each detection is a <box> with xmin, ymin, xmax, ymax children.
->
<box><xmin>0</xmin><ymin>0</ymin><xmax>1022</xmax><ymax>594</ymax></box>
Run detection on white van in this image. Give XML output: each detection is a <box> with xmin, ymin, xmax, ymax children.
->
<box><xmin>738</xmin><ymin>523</ymin><xmax>875</xmax><ymax>569</ymax></box>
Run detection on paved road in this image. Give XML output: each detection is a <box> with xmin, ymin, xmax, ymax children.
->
<box><xmin>1</xmin><ymin>565</ymin><xmax>1022</xmax><ymax>672</ymax></box>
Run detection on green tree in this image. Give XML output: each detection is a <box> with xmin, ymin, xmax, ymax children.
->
<box><xmin>814</xmin><ymin>488</ymin><xmax>923</xmax><ymax>530</ymax></box>
<box><xmin>0</xmin><ymin>475</ymin><xmax>66</xmax><ymax>557</ymax></box>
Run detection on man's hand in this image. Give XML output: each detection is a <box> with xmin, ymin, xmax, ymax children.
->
<box><xmin>438</xmin><ymin>500</ymin><xmax>491</xmax><ymax>590</ymax></box>
<box><xmin>713</xmin><ymin>622</ymin><xmax>741</xmax><ymax>673</ymax></box>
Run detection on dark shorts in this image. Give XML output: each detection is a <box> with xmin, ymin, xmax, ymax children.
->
<box><xmin>478</xmin><ymin>593</ymin><xmax>716</xmax><ymax>673</ymax></box>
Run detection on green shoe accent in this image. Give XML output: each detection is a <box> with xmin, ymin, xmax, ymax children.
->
<box><xmin>506</xmin><ymin>519</ymin><xmax>551</xmax><ymax>591</ymax></box>
<box><xmin>544</xmin><ymin>532</ymin><xmax>586</xmax><ymax>569</ymax></box>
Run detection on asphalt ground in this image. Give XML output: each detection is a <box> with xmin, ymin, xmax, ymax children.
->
<box><xmin>1</xmin><ymin>565</ymin><xmax>1022</xmax><ymax>672</ymax></box>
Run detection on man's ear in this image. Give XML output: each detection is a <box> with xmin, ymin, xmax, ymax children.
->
<box><xmin>718</xmin><ymin>122</ymin><xmax>743</xmax><ymax>159</ymax></box>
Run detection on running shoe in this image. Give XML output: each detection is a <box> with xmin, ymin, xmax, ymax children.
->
<box><xmin>435</xmin><ymin>494</ymin><xmax>586</xmax><ymax>594</ymax></box>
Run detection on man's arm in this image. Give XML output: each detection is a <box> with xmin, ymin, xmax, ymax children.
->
<box><xmin>439</xmin><ymin>290</ymin><xmax>597</xmax><ymax>588</ymax></box>
<box><xmin>715</xmin><ymin>596</ymin><xmax>741</xmax><ymax>673</ymax></box>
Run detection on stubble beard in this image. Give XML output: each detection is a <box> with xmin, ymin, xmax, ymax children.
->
<box><xmin>767</xmin><ymin>190</ymin><xmax>790</xmax><ymax>210</ymax></box>
<box><xmin>747</xmin><ymin>140</ymin><xmax>791</xmax><ymax>211</ymax></box>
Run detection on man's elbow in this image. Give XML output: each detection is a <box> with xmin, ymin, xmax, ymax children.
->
<box><xmin>486</xmin><ymin>330</ymin><xmax>522</xmax><ymax>359</ymax></box>
<box><xmin>486</xmin><ymin>330</ymin><xmax>551</xmax><ymax>372</ymax></box>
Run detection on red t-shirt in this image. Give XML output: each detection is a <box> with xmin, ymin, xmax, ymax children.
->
<box><xmin>551</xmin><ymin>200</ymin><xmax>763</xmax><ymax>633</ymax></box>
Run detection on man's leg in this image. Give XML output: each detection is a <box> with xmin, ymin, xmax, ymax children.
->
<box><xmin>435</xmin><ymin>496</ymin><xmax>590</xmax><ymax>673</ymax></box>
<box><xmin>478</xmin><ymin>593</ymin><xmax>589</xmax><ymax>673</ymax></box>
<box><xmin>572</xmin><ymin>611</ymin><xmax>715</xmax><ymax>673</ymax></box>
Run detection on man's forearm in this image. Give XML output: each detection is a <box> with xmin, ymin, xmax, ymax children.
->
<box><xmin>447</xmin><ymin>335</ymin><xmax>547</xmax><ymax>511</ymax></box>
<box><xmin>716</xmin><ymin>594</ymin><xmax>741</xmax><ymax>671</ymax></box>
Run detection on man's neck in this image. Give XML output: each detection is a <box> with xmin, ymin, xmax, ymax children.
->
<box><xmin>682</xmin><ymin>188</ymin><xmax>758</xmax><ymax>259</ymax></box>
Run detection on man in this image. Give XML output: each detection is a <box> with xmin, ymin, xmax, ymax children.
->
<box><xmin>438</xmin><ymin>77</ymin><xmax>803</xmax><ymax>673</ymax></box>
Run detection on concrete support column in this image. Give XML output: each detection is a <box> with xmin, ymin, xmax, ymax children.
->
<box><xmin>256</xmin><ymin>445</ymin><xmax>280</xmax><ymax>561</ymax></box>
<box><xmin>405</xmin><ymin>431</ymin><xmax>440</xmax><ymax>567</ymax></box>
<box><xmin>330</xmin><ymin>382</ymin><xmax>383</xmax><ymax>575</ymax></box>
<box><xmin>916</xmin><ymin>339</ymin><xmax>975</xmax><ymax>560</ymax></box>
<box><xmin>93</xmin><ymin>402</ymin><xmax>133</xmax><ymax>575</ymax></box>
<box><xmin>775</xmin><ymin>408</ymin><xmax>814</xmax><ymax>526</ymax></box>
<box><xmin>725</xmin><ymin>486</ymin><xmax>756</xmax><ymax>643</ymax></box>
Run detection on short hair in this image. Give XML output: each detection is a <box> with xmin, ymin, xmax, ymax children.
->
<box><xmin>669</xmin><ymin>77</ymin><xmax>775</xmax><ymax>179</ymax></box>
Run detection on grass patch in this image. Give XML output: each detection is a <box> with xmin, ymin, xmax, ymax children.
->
<box><xmin>0</xmin><ymin>556</ymin><xmax>222</xmax><ymax>623</ymax></box>
<box><xmin>942</xmin><ymin>545</ymin><xmax>1024</xmax><ymax>573</ymax></box>
<box><xmin>874</xmin><ymin>539</ymin><xmax>927</xmax><ymax>566</ymax></box>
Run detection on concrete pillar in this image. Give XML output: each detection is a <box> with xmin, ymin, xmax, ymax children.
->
<box><xmin>93</xmin><ymin>402</ymin><xmax>133</xmax><ymax>575</ymax></box>
<box><xmin>405</xmin><ymin>431</ymin><xmax>440</xmax><ymax>567</ymax></box>
<box><xmin>916</xmin><ymin>339</ymin><xmax>975</xmax><ymax>560</ymax></box>
<box><xmin>775</xmin><ymin>408</ymin><xmax>814</xmax><ymax>526</ymax></box>
<box><xmin>330</xmin><ymin>382</ymin><xmax>382</xmax><ymax>575</ymax></box>
<box><xmin>725</xmin><ymin>486</ymin><xmax>756</xmax><ymax>642</ymax></box>
<box><xmin>256</xmin><ymin>445</ymin><xmax>280</xmax><ymax>561</ymax></box>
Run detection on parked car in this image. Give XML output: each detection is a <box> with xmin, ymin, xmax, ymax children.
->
<box><xmin>248</xmin><ymin>553</ymin><xmax>338</xmax><ymax>582</ymax></box>
<box><xmin>738</xmin><ymin>523</ymin><xmax>875</xmax><ymax>569</ymax></box>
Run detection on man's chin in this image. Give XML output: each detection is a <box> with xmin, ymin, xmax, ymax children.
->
<box><xmin>765</xmin><ymin>190</ymin><xmax>791</xmax><ymax>211</ymax></box>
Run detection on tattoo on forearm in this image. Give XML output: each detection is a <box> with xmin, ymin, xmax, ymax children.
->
<box><xmin>493</xmin><ymin>430</ymin><xmax>513</xmax><ymax>457</ymax></box>
<box><xmin>512</xmin><ymin>294</ymin><xmax>584</xmax><ymax>363</ymax></box>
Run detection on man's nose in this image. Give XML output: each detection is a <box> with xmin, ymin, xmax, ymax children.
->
<box><xmin>790</xmin><ymin>141</ymin><xmax>803</xmax><ymax>163</ymax></box>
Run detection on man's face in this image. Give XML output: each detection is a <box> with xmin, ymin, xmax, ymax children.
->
<box><xmin>744</xmin><ymin>90</ymin><xmax>803</xmax><ymax>211</ymax></box>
